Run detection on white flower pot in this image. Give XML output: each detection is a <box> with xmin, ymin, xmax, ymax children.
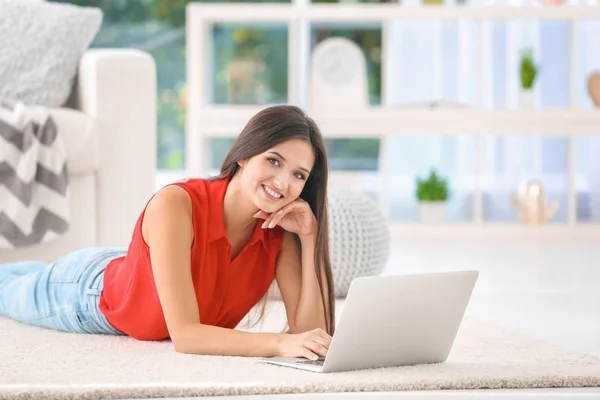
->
<box><xmin>419</xmin><ymin>201</ymin><xmax>446</xmax><ymax>224</ymax></box>
<box><xmin>519</xmin><ymin>90</ymin><xmax>535</xmax><ymax>109</ymax></box>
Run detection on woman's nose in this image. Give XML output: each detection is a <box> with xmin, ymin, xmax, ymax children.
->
<box><xmin>273</xmin><ymin>177</ymin><xmax>288</xmax><ymax>190</ymax></box>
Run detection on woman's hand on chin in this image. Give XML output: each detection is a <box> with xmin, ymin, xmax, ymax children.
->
<box><xmin>253</xmin><ymin>199</ymin><xmax>316</xmax><ymax>238</ymax></box>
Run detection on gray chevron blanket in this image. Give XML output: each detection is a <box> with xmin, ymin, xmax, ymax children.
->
<box><xmin>0</xmin><ymin>98</ymin><xmax>70</xmax><ymax>249</ymax></box>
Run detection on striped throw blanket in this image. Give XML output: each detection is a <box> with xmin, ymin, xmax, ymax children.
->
<box><xmin>0</xmin><ymin>98</ymin><xmax>70</xmax><ymax>249</ymax></box>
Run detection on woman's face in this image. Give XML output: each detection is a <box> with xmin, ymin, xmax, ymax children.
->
<box><xmin>238</xmin><ymin>138</ymin><xmax>315</xmax><ymax>213</ymax></box>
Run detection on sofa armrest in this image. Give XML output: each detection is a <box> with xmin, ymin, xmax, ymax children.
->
<box><xmin>74</xmin><ymin>49</ymin><xmax>157</xmax><ymax>247</ymax></box>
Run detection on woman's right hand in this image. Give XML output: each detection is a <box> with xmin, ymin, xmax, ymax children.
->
<box><xmin>274</xmin><ymin>328</ymin><xmax>332</xmax><ymax>360</ymax></box>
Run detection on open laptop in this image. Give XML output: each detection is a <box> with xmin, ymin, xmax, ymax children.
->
<box><xmin>261</xmin><ymin>270</ymin><xmax>479</xmax><ymax>373</ymax></box>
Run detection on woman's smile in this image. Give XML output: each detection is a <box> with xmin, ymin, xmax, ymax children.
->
<box><xmin>262</xmin><ymin>184</ymin><xmax>284</xmax><ymax>201</ymax></box>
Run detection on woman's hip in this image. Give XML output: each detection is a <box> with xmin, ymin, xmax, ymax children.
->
<box><xmin>46</xmin><ymin>247</ymin><xmax>127</xmax><ymax>286</ymax></box>
<box><xmin>50</xmin><ymin>247</ymin><xmax>127</xmax><ymax>334</ymax></box>
<box><xmin>0</xmin><ymin>247</ymin><xmax>127</xmax><ymax>335</ymax></box>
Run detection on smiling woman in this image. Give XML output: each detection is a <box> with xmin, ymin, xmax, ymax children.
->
<box><xmin>236</xmin><ymin>140</ymin><xmax>314</xmax><ymax>207</ymax></box>
<box><xmin>205</xmin><ymin>106</ymin><xmax>336</xmax><ymax>346</ymax></box>
<box><xmin>0</xmin><ymin>105</ymin><xmax>336</xmax><ymax>362</ymax></box>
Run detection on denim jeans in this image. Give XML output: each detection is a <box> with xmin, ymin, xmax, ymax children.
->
<box><xmin>0</xmin><ymin>247</ymin><xmax>127</xmax><ymax>335</ymax></box>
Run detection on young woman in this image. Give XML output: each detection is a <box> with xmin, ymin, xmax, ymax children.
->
<box><xmin>0</xmin><ymin>105</ymin><xmax>335</xmax><ymax>361</ymax></box>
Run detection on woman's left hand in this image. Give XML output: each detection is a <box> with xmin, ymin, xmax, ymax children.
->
<box><xmin>253</xmin><ymin>199</ymin><xmax>317</xmax><ymax>238</ymax></box>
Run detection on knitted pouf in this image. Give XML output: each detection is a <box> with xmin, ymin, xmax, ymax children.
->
<box><xmin>327</xmin><ymin>188</ymin><xmax>390</xmax><ymax>297</ymax></box>
<box><xmin>266</xmin><ymin>189</ymin><xmax>390</xmax><ymax>300</ymax></box>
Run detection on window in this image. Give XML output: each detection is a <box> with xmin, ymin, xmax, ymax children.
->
<box><xmin>57</xmin><ymin>0</ymin><xmax>600</xmax><ymax>222</ymax></box>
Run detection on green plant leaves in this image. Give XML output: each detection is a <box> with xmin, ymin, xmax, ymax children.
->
<box><xmin>520</xmin><ymin>49</ymin><xmax>538</xmax><ymax>90</ymax></box>
<box><xmin>415</xmin><ymin>168</ymin><xmax>449</xmax><ymax>202</ymax></box>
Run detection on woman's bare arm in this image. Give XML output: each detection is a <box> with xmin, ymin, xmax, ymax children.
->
<box><xmin>143</xmin><ymin>185</ymin><xmax>283</xmax><ymax>356</ymax></box>
<box><xmin>275</xmin><ymin>231</ymin><xmax>328</xmax><ymax>334</ymax></box>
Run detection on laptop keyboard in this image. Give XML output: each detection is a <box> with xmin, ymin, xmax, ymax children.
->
<box><xmin>298</xmin><ymin>356</ymin><xmax>326</xmax><ymax>366</ymax></box>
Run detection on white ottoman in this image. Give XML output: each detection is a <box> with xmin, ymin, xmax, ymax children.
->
<box><xmin>328</xmin><ymin>188</ymin><xmax>390</xmax><ymax>297</ymax></box>
<box><xmin>266</xmin><ymin>189</ymin><xmax>390</xmax><ymax>300</ymax></box>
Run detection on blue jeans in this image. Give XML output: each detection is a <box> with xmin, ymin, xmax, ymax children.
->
<box><xmin>0</xmin><ymin>247</ymin><xmax>127</xmax><ymax>335</ymax></box>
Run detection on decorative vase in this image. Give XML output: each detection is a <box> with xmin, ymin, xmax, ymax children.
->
<box><xmin>510</xmin><ymin>180</ymin><xmax>558</xmax><ymax>225</ymax></box>
<box><xmin>519</xmin><ymin>90</ymin><xmax>535</xmax><ymax>109</ymax></box>
<box><xmin>587</xmin><ymin>71</ymin><xmax>600</xmax><ymax>107</ymax></box>
<box><xmin>419</xmin><ymin>201</ymin><xmax>446</xmax><ymax>224</ymax></box>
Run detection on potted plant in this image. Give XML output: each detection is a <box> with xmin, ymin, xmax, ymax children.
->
<box><xmin>519</xmin><ymin>49</ymin><xmax>538</xmax><ymax>109</ymax></box>
<box><xmin>415</xmin><ymin>168</ymin><xmax>450</xmax><ymax>223</ymax></box>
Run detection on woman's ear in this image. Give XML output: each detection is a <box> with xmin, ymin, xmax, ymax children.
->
<box><xmin>237</xmin><ymin>159</ymin><xmax>247</xmax><ymax>168</ymax></box>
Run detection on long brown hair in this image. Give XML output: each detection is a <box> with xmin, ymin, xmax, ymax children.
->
<box><xmin>209</xmin><ymin>105</ymin><xmax>336</xmax><ymax>335</ymax></box>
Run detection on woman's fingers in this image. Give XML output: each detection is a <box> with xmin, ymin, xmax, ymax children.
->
<box><xmin>269</xmin><ymin>201</ymin><xmax>307</xmax><ymax>228</ymax></box>
<box><xmin>253</xmin><ymin>210</ymin><xmax>269</xmax><ymax>219</ymax></box>
<box><xmin>253</xmin><ymin>210</ymin><xmax>275</xmax><ymax>228</ymax></box>
<box><xmin>305</xmin><ymin>341</ymin><xmax>328</xmax><ymax>357</ymax></box>
<box><xmin>313</xmin><ymin>328</ymin><xmax>332</xmax><ymax>342</ymax></box>
<box><xmin>301</xmin><ymin>348</ymin><xmax>320</xmax><ymax>360</ymax></box>
<box><xmin>268</xmin><ymin>209</ymin><xmax>288</xmax><ymax>228</ymax></box>
<box><xmin>313</xmin><ymin>336</ymin><xmax>331</xmax><ymax>350</ymax></box>
<box><xmin>261</xmin><ymin>212</ymin><xmax>278</xmax><ymax>228</ymax></box>
<box><xmin>254</xmin><ymin>199</ymin><xmax>309</xmax><ymax>229</ymax></box>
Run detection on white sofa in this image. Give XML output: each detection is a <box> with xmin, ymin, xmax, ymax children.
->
<box><xmin>0</xmin><ymin>49</ymin><xmax>157</xmax><ymax>264</ymax></box>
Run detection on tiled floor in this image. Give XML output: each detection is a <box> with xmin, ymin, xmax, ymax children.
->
<box><xmin>126</xmin><ymin>238</ymin><xmax>600</xmax><ymax>400</ymax></box>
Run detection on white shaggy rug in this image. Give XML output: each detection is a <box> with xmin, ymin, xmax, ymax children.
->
<box><xmin>1</xmin><ymin>313</ymin><xmax>600</xmax><ymax>400</ymax></box>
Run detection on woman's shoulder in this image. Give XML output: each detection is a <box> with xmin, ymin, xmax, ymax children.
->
<box><xmin>141</xmin><ymin>184</ymin><xmax>195</xmax><ymax>246</ymax></box>
<box><xmin>168</xmin><ymin>177</ymin><xmax>209</xmax><ymax>191</ymax></box>
<box><xmin>145</xmin><ymin>184</ymin><xmax>194</xmax><ymax>220</ymax></box>
<box><xmin>150</xmin><ymin>177</ymin><xmax>228</xmax><ymax>217</ymax></box>
<box><xmin>159</xmin><ymin>177</ymin><xmax>214</xmax><ymax>203</ymax></box>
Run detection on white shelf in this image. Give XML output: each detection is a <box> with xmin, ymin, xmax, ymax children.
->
<box><xmin>187</xmin><ymin>3</ymin><xmax>600</xmax><ymax>22</ymax></box>
<box><xmin>185</xmin><ymin>2</ymin><xmax>600</xmax><ymax>233</ymax></box>
<box><xmin>190</xmin><ymin>106</ymin><xmax>600</xmax><ymax>137</ymax></box>
<box><xmin>389</xmin><ymin>222</ymin><xmax>600</xmax><ymax>240</ymax></box>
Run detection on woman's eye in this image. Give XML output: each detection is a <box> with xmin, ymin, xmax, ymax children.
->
<box><xmin>267</xmin><ymin>158</ymin><xmax>279</xmax><ymax>166</ymax></box>
<box><xmin>294</xmin><ymin>173</ymin><xmax>306</xmax><ymax>180</ymax></box>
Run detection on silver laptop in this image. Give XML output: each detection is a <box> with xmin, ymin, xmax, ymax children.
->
<box><xmin>261</xmin><ymin>270</ymin><xmax>479</xmax><ymax>373</ymax></box>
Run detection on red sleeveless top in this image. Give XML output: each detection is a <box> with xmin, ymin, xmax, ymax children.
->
<box><xmin>98</xmin><ymin>177</ymin><xmax>285</xmax><ymax>341</ymax></box>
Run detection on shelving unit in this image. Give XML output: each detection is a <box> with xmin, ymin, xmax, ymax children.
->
<box><xmin>188</xmin><ymin>3</ymin><xmax>600</xmax><ymax>21</ymax></box>
<box><xmin>185</xmin><ymin>106</ymin><xmax>600</xmax><ymax>136</ymax></box>
<box><xmin>186</xmin><ymin>2</ymin><xmax>600</xmax><ymax>238</ymax></box>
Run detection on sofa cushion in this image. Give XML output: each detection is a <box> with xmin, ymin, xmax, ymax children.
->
<box><xmin>5</xmin><ymin>101</ymin><xmax>99</xmax><ymax>175</ymax></box>
<box><xmin>50</xmin><ymin>108</ymin><xmax>98</xmax><ymax>176</ymax></box>
<box><xmin>1</xmin><ymin>99</ymin><xmax>98</xmax><ymax>175</ymax></box>
<box><xmin>0</xmin><ymin>0</ymin><xmax>102</xmax><ymax>107</ymax></box>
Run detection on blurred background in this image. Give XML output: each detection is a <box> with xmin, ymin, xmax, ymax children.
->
<box><xmin>51</xmin><ymin>0</ymin><xmax>600</xmax><ymax>225</ymax></box>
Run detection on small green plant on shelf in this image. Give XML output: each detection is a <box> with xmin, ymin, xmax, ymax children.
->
<box><xmin>415</xmin><ymin>168</ymin><xmax>450</xmax><ymax>203</ymax></box>
<box><xmin>520</xmin><ymin>49</ymin><xmax>538</xmax><ymax>91</ymax></box>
